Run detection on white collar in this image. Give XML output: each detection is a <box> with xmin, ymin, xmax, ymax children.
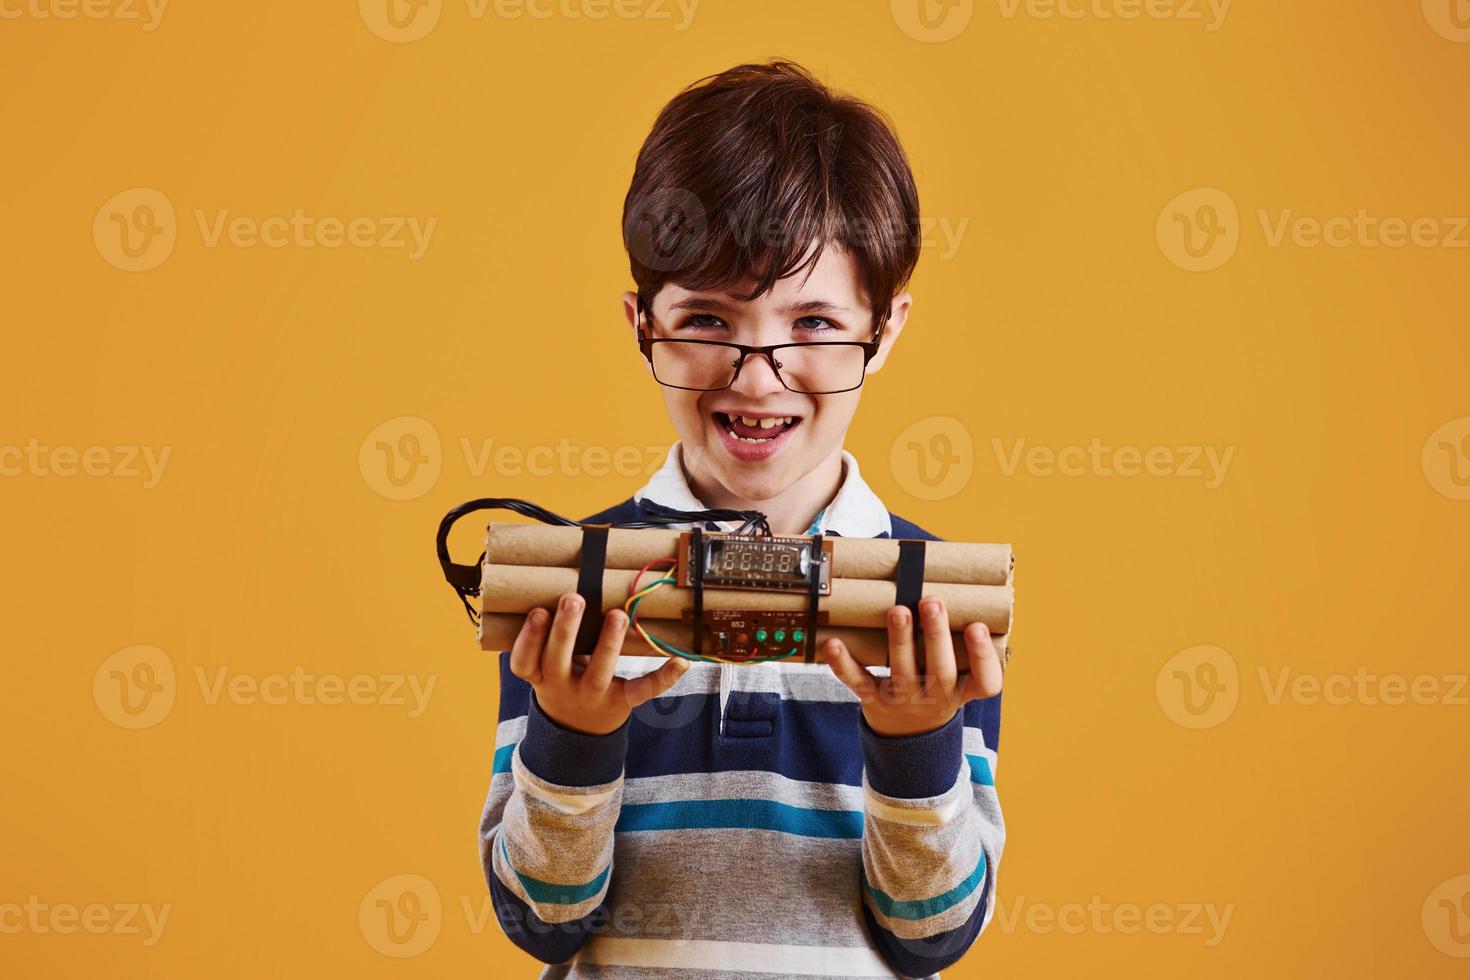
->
<box><xmin>632</xmin><ymin>442</ymin><xmax>893</xmax><ymax>538</ymax></box>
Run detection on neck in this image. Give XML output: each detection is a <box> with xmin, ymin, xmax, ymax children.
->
<box><xmin>681</xmin><ymin>446</ymin><xmax>846</xmax><ymax>536</ymax></box>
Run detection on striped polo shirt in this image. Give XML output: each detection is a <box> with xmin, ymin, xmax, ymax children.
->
<box><xmin>478</xmin><ymin>442</ymin><xmax>1006</xmax><ymax>978</ymax></box>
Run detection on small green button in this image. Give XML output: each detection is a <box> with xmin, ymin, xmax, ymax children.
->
<box><xmin>755</xmin><ymin>629</ymin><xmax>768</xmax><ymax>643</ymax></box>
<box><xmin>774</xmin><ymin>629</ymin><xmax>786</xmax><ymax>642</ymax></box>
<box><xmin>792</xmin><ymin>629</ymin><xmax>805</xmax><ymax>643</ymax></box>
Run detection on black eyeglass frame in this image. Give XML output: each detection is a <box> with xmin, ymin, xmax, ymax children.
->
<box><xmin>633</xmin><ymin>297</ymin><xmax>890</xmax><ymax>395</ymax></box>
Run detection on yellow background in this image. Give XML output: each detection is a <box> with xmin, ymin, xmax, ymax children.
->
<box><xmin>3</xmin><ymin>0</ymin><xmax>1469</xmax><ymax>976</ymax></box>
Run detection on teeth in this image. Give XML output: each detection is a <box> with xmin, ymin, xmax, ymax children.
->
<box><xmin>736</xmin><ymin>415</ymin><xmax>791</xmax><ymax>428</ymax></box>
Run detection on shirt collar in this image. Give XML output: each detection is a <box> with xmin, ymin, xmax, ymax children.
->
<box><xmin>632</xmin><ymin>442</ymin><xmax>892</xmax><ymax>538</ymax></box>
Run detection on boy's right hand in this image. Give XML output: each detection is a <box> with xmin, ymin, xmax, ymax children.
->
<box><xmin>509</xmin><ymin>591</ymin><xmax>691</xmax><ymax>736</ymax></box>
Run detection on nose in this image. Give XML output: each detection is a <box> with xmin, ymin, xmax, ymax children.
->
<box><xmin>729</xmin><ymin>349</ymin><xmax>787</xmax><ymax>397</ymax></box>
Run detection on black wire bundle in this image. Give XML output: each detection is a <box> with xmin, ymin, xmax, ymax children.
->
<box><xmin>436</xmin><ymin>497</ymin><xmax>771</xmax><ymax>623</ymax></box>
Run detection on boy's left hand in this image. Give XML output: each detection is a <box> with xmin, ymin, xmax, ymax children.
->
<box><xmin>822</xmin><ymin>596</ymin><xmax>1003</xmax><ymax>738</ymax></box>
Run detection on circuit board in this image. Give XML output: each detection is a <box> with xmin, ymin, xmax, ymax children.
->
<box><xmin>682</xmin><ymin>609</ymin><xmax>830</xmax><ymax>661</ymax></box>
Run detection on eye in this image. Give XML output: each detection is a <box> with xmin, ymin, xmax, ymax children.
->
<box><xmin>678</xmin><ymin>313</ymin><xmax>727</xmax><ymax>331</ymax></box>
<box><xmin>795</xmin><ymin>316</ymin><xmax>839</xmax><ymax>334</ymax></box>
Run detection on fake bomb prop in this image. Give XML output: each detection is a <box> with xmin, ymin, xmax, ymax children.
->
<box><xmin>438</xmin><ymin>501</ymin><xmax>1015</xmax><ymax>669</ymax></box>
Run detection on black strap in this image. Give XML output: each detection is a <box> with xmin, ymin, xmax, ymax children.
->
<box><xmin>895</xmin><ymin>539</ymin><xmax>927</xmax><ymax>667</ymax></box>
<box><xmin>804</xmin><ymin>534</ymin><xmax>823</xmax><ymax>663</ymax></box>
<box><xmin>573</xmin><ymin>525</ymin><xmax>610</xmax><ymax>656</ymax></box>
<box><xmin>690</xmin><ymin>527</ymin><xmax>705</xmax><ymax>657</ymax></box>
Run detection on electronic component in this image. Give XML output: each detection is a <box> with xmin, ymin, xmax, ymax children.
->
<box><xmin>676</xmin><ymin>532</ymin><xmax>833</xmax><ymax>594</ymax></box>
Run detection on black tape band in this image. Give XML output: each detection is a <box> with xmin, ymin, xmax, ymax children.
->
<box><xmin>690</xmin><ymin>527</ymin><xmax>705</xmax><ymax>657</ymax></box>
<box><xmin>895</xmin><ymin>539</ymin><xmax>927</xmax><ymax>667</ymax></box>
<box><xmin>573</xmin><ymin>525</ymin><xmax>609</xmax><ymax>656</ymax></box>
<box><xmin>804</xmin><ymin>535</ymin><xmax>823</xmax><ymax>663</ymax></box>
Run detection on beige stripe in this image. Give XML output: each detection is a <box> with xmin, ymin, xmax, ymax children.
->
<box><xmin>512</xmin><ymin>754</ymin><xmax>619</xmax><ymax>814</ymax></box>
<box><xmin>863</xmin><ymin>787</ymin><xmax>963</xmax><ymax>827</ymax></box>
<box><xmin>578</xmin><ymin>936</ymin><xmax>898</xmax><ymax>977</ymax></box>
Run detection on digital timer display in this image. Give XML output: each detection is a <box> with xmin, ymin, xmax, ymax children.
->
<box><xmin>678</xmin><ymin>531</ymin><xmax>832</xmax><ymax>594</ymax></box>
<box><xmin>708</xmin><ymin>539</ymin><xmax>807</xmax><ymax>580</ymax></box>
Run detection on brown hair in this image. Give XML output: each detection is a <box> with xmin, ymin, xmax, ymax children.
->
<box><xmin>622</xmin><ymin>60</ymin><xmax>921</xmax><ymax>330</ymax></box>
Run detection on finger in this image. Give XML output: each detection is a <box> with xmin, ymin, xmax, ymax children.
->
<box><xmin>960</xmin><ymin>623</ymin><xmax>1005</xmax><ymax>701</ymax></box>
<box><xmin>508</xmin><ymin>607</ymin><xmax>549</xmax><ymax>684</ymax></box>
<box><xmin>822</xmin><ymin>638</ymin><xmax>878</xmax><ymax>703</ymax></box>
<box><xmin>542</xmin><ymin>592</ymin><xmax>584</xmax><ymax>684</ymax></box>
<box><xmin>919</xmin><ymin>597</ymin><xmax>958</xmax><ymax>694</ymax></box>
<box><xmin>886</xmin><ymin>605</ymin><xmax>917</xmax><ymax>683</ymax></box>
<box><xmin>582</xmin><ymin>609</ymin><xmax>628</xmax><ymax>693</ymax></box>
<box><xmin>623</xmin><ymin>655</ymin><xmax>691</xmax><ymax>708</ymax></box>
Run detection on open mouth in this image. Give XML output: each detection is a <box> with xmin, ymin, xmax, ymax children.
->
<box><xmin>711</xmin><ymin>411</ymin><xmax>802</xmax><ymax>460</ymax></box>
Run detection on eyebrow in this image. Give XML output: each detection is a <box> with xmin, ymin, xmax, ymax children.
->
<box><xmin>667</xmin><ymin>296</ymin><xmax>854</xmax><ymax>316</ymax></box>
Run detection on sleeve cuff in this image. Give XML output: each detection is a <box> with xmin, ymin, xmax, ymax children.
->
<box><xmin>518</xmin><ymin>690</ymin><xmax>629</xmax><ymax>788</ymax></box>
<box><xmin>859</xmin><ymin>708</ymin><xmax>964</xmax><ymax>799</ymax></box>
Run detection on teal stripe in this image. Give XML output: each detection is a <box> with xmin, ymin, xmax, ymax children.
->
<box><xmin>616</xmin><ymin>799</ymin><xmax>863</xmax><ymax>839</ymax></box>
<box><xmin>492</xmin><ymin>743</ymin><xmax>516</xmax><ymax>774</ymax></box>
<box><xmin>863</xmin><ymin>850</ymin><xmax>988</xmax><ymax>921</ymax></box>
<box><xmin>499</xmin><ymin>835</ymin><xmax>610</xmax><ymax>905</ymax></box>
<box><xmin>965</xmin><ymin>753</ymin><xmax>994</xmax><ymax>786</ymax></box>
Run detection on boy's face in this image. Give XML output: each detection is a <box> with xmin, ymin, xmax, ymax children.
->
<box><xmin>623</xmin><ymin>246</ymin><xmax>910</xmax><ymax>503</ymax></box>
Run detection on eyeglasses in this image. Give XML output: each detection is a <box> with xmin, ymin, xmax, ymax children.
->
<box><xmin>634</xmin><ymin>299</ymin><xmax>887</xmax><ymax>395</ymax></box>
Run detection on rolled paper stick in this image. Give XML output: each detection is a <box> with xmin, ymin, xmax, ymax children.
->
<box><xmin>478</xmin><ymin>612</ymin><xmax>1009</xmax><ymax>671</ymax></box>
<box><xmin>480</xmin><ymin>563</ymin><xmax>1013</xmax><ymax>633</ymax></box>
<box><xmin>484</xmin><ymin>523</ymin><xmax>1013</xmax><ymax>586</ymax></box>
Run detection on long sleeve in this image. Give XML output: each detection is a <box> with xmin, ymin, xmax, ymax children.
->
<box><xmin>478</xmin><ymin>654</ymin><xmax>628</xmax><ymax>965</ymax></box>
<box><xmin>857</xmin><ymin>694</ymin><xmax>1005</xmax><ymax>978</ymax></box>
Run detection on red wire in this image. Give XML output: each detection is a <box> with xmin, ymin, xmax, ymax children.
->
<box><xmin>630</xmin><ymin>556</ymin><xmax>677</xmax><ymax>597</ymax></box>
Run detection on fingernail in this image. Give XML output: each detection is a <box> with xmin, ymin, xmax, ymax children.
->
<box><xmin>892</xmin><ymin>608</ymin><xmax>909</xmax><ymax>627</ymax></box>
<box><xmin>530</xmin><ymin>608</ymin><xmax>547</xmax><ymax>625</ymax></box>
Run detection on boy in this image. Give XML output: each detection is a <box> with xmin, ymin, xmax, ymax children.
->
<box><xmin>479</xmin><ymin>61</ymin><xmax>1005</xmax><ymax>979</ymax></box>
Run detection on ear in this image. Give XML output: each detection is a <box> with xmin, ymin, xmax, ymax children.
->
<box><xmin>621</xmin><ymin>290</ymin><xmax>640</xmax><ymax>333</ymax></box>
<box><xmin>623</xmin><ymin>289</ymin><xmax>655</xmax><ymax>376</ymax></box>
<box><xmin>863</xmin><ymin>291</ymin><xmax>912</xmax><ymax>375</ymax></box>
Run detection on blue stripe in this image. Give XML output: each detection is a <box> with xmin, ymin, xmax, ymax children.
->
<box><xmin>492</xmin><ymin>743</ymin><xmax>516</xmax><ymax>774</ymax></box>
<box><xmin>616</xmin><ymin>799</ymin><xmax>864</xmax><ymax>839</ymax></box>
<box><xmin>499</xmin><ymin>836</ymin><xmax>610</xmax><ymax>905</ymax></box>
<box><xmin>965</xmin><ymin>753</ymin><xmax>994</xmax><ymax>786</ymax></box>
<box><xmin>863</xmin><ymin>850</ymin><xmax>988</xmax><ymax>921</ymax></box>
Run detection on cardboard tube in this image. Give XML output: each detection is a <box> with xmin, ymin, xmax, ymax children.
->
<box><xmin>480</xmin><ymin>564</ymin><xmax>1013</xmax><ymax>633</ymax></box>
<box><xmin>485</xmin><ymin>523</ymin><xmax>1013</xmax><ymax>586</ymax></box>
<box><xmin>478</xmin><ymin>612</ymin><xmax>1010</xmax><ymax>671</ymax></box>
